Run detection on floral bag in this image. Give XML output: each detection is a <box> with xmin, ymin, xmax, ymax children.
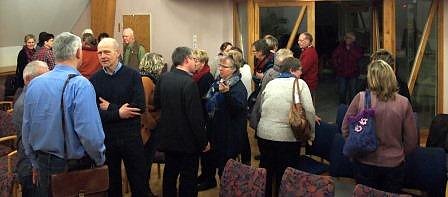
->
<box><xmin>343</xmin><ymin>90</ymin><xmax>378</xmax><ymax>157</ymax></box>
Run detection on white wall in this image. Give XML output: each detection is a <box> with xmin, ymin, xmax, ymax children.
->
<box><xmin>0</xmin><ymin>0</ymin><xmax>90</xmax><ymax>67</ymax></box>
<box><xmin>114</xmin><ymin>0</ymin><xmax>233</xmax><ymax>66</ymax></box>
<box><xmin>444</xmin><ymin>1</ymin><xmax>448</xmax><ymax>113</ymax></box>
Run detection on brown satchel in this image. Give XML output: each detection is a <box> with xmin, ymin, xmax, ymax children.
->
<box><xmin>51</xmin><ymin>74</ymin><xmax>109</xmax><ymax>197</ymax></box>
<box><xmin>288</xmin><ymin>78</ymin><xmax>311</xmax><ymax>142</ymax></box>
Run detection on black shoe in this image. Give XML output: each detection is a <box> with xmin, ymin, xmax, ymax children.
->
<box><xmin>197</xmin><ymin>179</ymin><xmax>217</xmax><ymax>191</ymax></box>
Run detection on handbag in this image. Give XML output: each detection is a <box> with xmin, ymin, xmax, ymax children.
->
<box><xmin>51</xmin><ymin>74</ymin><xmax>109</xmax><ymax>197</ymax></box>
<box><xmin>288</xmin><ymin>78</ymin><xmax>311</xmax><ymax>142</ymax></box>
<box><xmin>342</xmin><ymin>90</ymin><xmax>378</xmax><ymax>157</ymax></box>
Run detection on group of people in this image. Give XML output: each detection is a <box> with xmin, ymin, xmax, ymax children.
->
<box><xmin>10</xmin><ymin>28</ymin><xmax>417</xmax><ymax>197</ymax></box>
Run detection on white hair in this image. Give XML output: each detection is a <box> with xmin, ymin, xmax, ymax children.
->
<box><xmin>23</xmin><ymin>60</ymin><xmax>48</xmax><ymax>80</ymax></box>
<box><xmin>53</xmin><ymin>32</ymin><xmax>82</xmax><ymax>62</ymax></box>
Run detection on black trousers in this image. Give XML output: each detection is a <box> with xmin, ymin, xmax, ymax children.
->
<box><xmin>105</xmin><ymin>132</ymin><xmax>148</xmax><ymax>197</ymax></box>
<box><xmin>258</xmin><ymin>138</ymin><xmax>300</xmax><ymax>197</ymax></box>
<box><xmin>353</xmin><ymin>161</ymin><xmax>405</xmax><ymax>193</ymax></box>
<box><xmin>163</xmin><ymin>151</ymin><xmax>199</xmax><ymax>197</ymax></box>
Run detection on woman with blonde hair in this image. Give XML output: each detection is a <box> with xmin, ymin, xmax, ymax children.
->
<box><xmin>342</xmin><ymin>60</ymin><xmax>418</xmax><ymax>193</ymax></box>
<box><xmin>139</xmin><ymin>52</ymin><xmax>167</xmax><ymax>197</ymax></box>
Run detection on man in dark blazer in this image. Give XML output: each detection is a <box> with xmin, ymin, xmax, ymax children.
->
<box><xmin>154</xmin><ymin>46</ymin><xmax>210</xmax><ymax>197</ymax></box>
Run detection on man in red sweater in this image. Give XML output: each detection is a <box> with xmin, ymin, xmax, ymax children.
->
<box><xmin>298</xmin><ymin>32</ymin><xmax>318</xmax><ymax>100</ymax></box>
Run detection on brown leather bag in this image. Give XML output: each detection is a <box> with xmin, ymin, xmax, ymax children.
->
<box><xmin>51</xmin><ymin>74</ymin><xmax>109</xmax><ymax>197</ymax></box>
<box><xmin>288</xmin><ymin>78</ymin><xmax>311</xmax><ymax>142</ymax></box>
<box><xmin>51</xmin><ymin>165</ymin><xmax>109</xmax><ymax>197</ymax></box>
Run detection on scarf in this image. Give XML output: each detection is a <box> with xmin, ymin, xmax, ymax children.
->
<box><xmin>140</xmin><ymin>71</ymin><xmax>160</xmax><ymax>85</ymax></box>
<box><xmin>192</xmin><ymin>64</ymin><xmax>210</xmax><ymax>82</ymax></box>
<box><xmin>205</xmin><ymin>72</ymin><xmax>241</xmax><ymax>118</ymax></box>
<box><xmin>23</xmin><ymin>46</ymin><xmax>35</xmax><ymax>62</ymax></box>
<box><xmin>277</xmin><ymin>72</ymin><xmax>295</xmax><ymax>78</ymax></box>
<box><xmin>254</xmin><ymin>52</ymin><xmax>274</xmax><ymax>73</ymax></box>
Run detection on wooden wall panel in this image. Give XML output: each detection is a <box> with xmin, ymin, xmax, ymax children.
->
<box><xmin>383</xmin><ymin>0</ymin><xmax>395</xmax><ymax>57</ymax></box>
<box><xmin>123</xmin><ymin>15</ymin><xmax>151</xmax><ymax>51</ymax></box>
<box><xmin>91</xmin><ymin>0</ymin><xmax>116</xmax><ymax>37</ymax></box>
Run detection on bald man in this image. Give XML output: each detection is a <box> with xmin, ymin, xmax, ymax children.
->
<box><xmin>122</xmin><ymin>28</ymin><xmax>146</xmax><ymax>70</ymax></box>
<box><xmin>90</xmin><ymin>37</ymin><xmax>148</xmax><ymax>197</ymax></box>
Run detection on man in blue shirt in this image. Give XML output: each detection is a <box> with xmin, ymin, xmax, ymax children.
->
<box><xmin>22</xmin><ymin>32</ymin><xmax>106</xmax><ymax>196</ymax></box>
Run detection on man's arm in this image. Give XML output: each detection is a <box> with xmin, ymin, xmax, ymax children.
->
<box><xmin>184</xmin><ymin>81</ymin><xmax>208</xmax><ymax>150</ymax></box>
<box><xmin>73</xmin><ymin>80</ymin><xmax>106</xmax><ymax>166</ymax></box>
<box><xmin>138</xmin><ymin>45</ymin><xmax>146</xmax><ymax>64</ymax></box>
<box><xmin>22</xmin><ymin>91</ymin><xmax>38</xmax><ymax>169</ymax></box>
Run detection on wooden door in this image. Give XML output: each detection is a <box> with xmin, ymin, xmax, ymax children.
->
<box><xmin>123</xmin><ymin>15</ymin><xmax>150</xmax><ymax>51</ymax></box>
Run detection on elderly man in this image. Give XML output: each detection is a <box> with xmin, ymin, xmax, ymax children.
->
<box><xmin>298</xmin><ymin>32</ymin><xmax>319</xmax><ymax>100</ymax></box>
<box><xmin>122</xmin><ymin>28</ymin><xmax>145</xmax><ymax>70</ymax></box>
<box><xmin>22</xmin><ymin>32</ymin><xmax>106</xmax><ymax>196</ymax></box>
<box><xmin>154</xmin><ymin>47</ymin><xmax>210</xmax><ymax>197</ymax></box>
<box><xmin>12</xmin><ymin>60</ymin><xmax>49</xmax><ymax>196</ymax></box>
<box><xmin>90</xmin><ymin>37</ymin><xmax>148</xmax><ymax>197</ymax></box>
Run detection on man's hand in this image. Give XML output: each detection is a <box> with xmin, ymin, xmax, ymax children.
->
<box><xmin>202</xmin><ymin>142</ymin><xmax>211</xmax><ymax>152</ymax></box>
<box><xmin>315</xmin><ymin>115</ymin><xmax>322</xmax><ymax>125</ymax></box>
<box><xmin>32</xmin><ymin>168</ymin><xmax>39</xmax><ymax>185</ymax></box>
<box><xmin>99</xmin><ymin>97</ymin><xmax>110</xmax><ymax>110</ymax></box>
<box><xmin>119</xmin><ymin>103</ymin><xmax>142</xmax><ymax>119</ymax></box>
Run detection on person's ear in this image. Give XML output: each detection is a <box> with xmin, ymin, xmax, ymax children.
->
<box><xmin>76</xmin><ymin>48</ymin><xmax>82</xmax><ymax>59</ymax></box>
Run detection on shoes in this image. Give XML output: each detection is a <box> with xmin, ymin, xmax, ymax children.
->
<box><xmin>197</xmin><ymin>179</ymin><xmax>217</xmax><ymax>191</ymax></box>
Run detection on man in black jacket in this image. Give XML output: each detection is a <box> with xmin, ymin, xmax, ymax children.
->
<box><xmin>90</xmin><ymin>38</ymin><xmax>149</xmax><ymax>197</ymax></box>
<box><xmin>154</xmin><ymin>47</ymin><xmax>210</xmax><ymax>197</ymax></box>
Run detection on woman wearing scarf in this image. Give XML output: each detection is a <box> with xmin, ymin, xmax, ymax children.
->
<box><xmin>139</xmin><ymin>52</ymin><xmax>166</xmax><ymax>197</ymax></box>
<box><xmin>197</xmin><ymin>55</ymin><xmax>247</xmax><ymax>191</ymax></box>
<box><xmin>16</xmin><ymin>34</ymin><xmax>36</xmax><ymax>89</ymax></box>
<box><xmin>257</xmin><ymin>57</ymin><xmax>316</xmax><ymax>196</ymax></box>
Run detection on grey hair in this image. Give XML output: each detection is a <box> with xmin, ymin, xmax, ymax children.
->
<box><xmin>98</xmin><ymin>37</ymin><xmax>120</xmax><ymax>51</ymax></box>
<box><xmin>53</xmin><ymin>32</ymin><xmax>82</xmax><ymax>62</ymax></box>
<box><xmin>23</xmin><ymin>60</ymin><xmax>48</xmax><ymax>80</ymax></box>
<box><xmin>123</xmin><ymin>28</ymin><xmax>134</xmax><ymax>36</ymax></box>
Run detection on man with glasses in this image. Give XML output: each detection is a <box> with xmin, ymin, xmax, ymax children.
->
<box><xmin>154</xmin><ymin>46</ymin><xmax>210</xmax><ymax>197</ymax></box>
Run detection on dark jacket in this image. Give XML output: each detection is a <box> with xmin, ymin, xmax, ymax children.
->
<box><xmin>154</xmin><ymin>68</ymin><xmax>208</xmax><ymax>154</ymax></box>
<box><xmin>207</xmin><ymin>79</ymin><xmax>247</xmax><ymax>158</ymax></box>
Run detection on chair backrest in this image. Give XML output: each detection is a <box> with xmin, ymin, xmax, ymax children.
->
<box><xmin>426</xmin><ymin>114</ymin><xmax>448</xmax><ymax>152</ymax></box>
<box><xmin>0</xmin><ymin>110</ymin><xmax>17</xmax><ymax>137</ymax></box>
<box><xmin>404</xmin><ymin>147</ymin><xmax>447</xmax><ymax>197</ymax></box>
<box><xmin>306</xmin><ymin>121</ymin><xmax>337</xmax><ymax>161</ymax></box>
<box><xmin>329</xmin><ymin>133</ymin><xmax>354</xmax><ymax>178</ymax></box>
<box><xmin>352</xmin><ymin>184</ymin><xmax>412</xmax><ymax>197</ymax></box>
<box><xmin>219</xmin><ymin>159</ymin><xmax>266</xmax><ymax>197</ymax></box>
<box><xmin>336</xmin><ymin>104</ymin><xmax>348</xmax><ymax>133</ymax></box>
<box><xmin>279</xmin><ymin>167</ymin><xmax>334</xmax><ymax>197</ymax></box>
<box><xmin>0</xmin><ymin>101</ymin><xmax>13</xmax><ymax>111</ymax></box>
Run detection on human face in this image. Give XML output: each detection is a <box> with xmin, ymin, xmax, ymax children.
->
<box><xmin>252</xmin><ymin>47</ymin><xmax>264</xmax><ymax>61</ymax></box>
<box><xmin>97</xmin><ymin>40</ymin><xmax>119</xmax><ymax>72</ymax></box>
<box><xmin>218</xmin><ymin>58</ymin><xmax>234</xmax><ymax>79</ymax></box>
<box><xmin>344</xmin><ymin>35</ymin><xmax>355</xmax><ymax>45</ymax></box>
<box><xmin>122</xmin><ymin>30</ymin><xmax>134</xmax><ymax>44</ymax></box>
<box><xmin>44</xmin><ymin>38</ymin><xmax>54</xmax><ymax>49</ymax></box>
<box><xmin>298</xmin><ymin>34</ymin><xmax>310</xmax><ymax>49</ymax></box>
<box><xmin>25</xmin><ymin>38</ymin><xmax>35</xmax><ymax>50</ymax></box>
<box><xmin>291</xmin><ymin>67</ymin><xmax>303</xmax><ymax>78</ymax></box>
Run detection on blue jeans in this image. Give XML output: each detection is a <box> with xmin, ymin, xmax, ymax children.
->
<box><xmin>337</xmin><ymin>76</ymin><xmax>357</xmax><ymax>104</ymax></box>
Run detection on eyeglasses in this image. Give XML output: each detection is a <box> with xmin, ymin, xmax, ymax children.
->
<box><xmin>218</xmin><ymin>64</ymin><xmax>231</xmax><ymax>68</ymax></box>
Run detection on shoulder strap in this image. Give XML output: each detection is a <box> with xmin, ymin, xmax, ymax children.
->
<box><xmin>60</xmin><ymin>74</ymin><xmax>78</xmax><ymax>171</ymax></box>
<box><xmin>364</xmin><ymin>89</ymin><xmax>371</xmax><ymax>109</ymax></box>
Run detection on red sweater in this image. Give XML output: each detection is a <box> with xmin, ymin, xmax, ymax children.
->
<box><xmin>79</xmin><ymin>46</ymin><xmax>101</xmax><ymax>79</ymax></box>
<box><xmin>299</xmin><ymin>46</ymin><xmax>318</xmax><ymax>91</ymax></box>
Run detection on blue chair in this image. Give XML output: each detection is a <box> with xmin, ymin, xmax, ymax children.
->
<box><xmin>404</xmin><ymin>147</ymin><xmax>447</xmax><ymax>197</ymax></box>
<box><xmin>336</xmin><ymin>104</ymin><xmax>348</xmax><ymax>133</ymax></box>
<box><xmin>329</xmin><ymin>133</ymin><xmax>354</xmax><ymax>178</ymax></box>
<box><xmin>297</xmin><ymin>121</ymin><xmax>337</xmax><ymax>174</ymax></box>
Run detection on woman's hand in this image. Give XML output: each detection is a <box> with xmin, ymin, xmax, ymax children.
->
<box><xmin>218</xmin><ymin>81</ymin><xmax>230</xmax><ymax>93</ymax></box>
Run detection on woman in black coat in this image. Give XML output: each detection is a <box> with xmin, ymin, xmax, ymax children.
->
<box><xmin>197</xmin><ymin>55</ymin><xmax>248</xmax><ymax>191</ymax></box>
<box><xmin>16</xmin><ymin>34</ymin><xmax>36</xmax><ymax>88</ymax></box>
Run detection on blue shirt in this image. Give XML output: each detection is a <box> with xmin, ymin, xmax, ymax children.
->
<box><xmin>102</xmin><ymin>62</ymin><xmax>123</xmax><ymax>75</ymax></box>
<box><xmin>22</xmin><ymin>65</ymin><xmax>106</xmax><ymax>168</ymax></box>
